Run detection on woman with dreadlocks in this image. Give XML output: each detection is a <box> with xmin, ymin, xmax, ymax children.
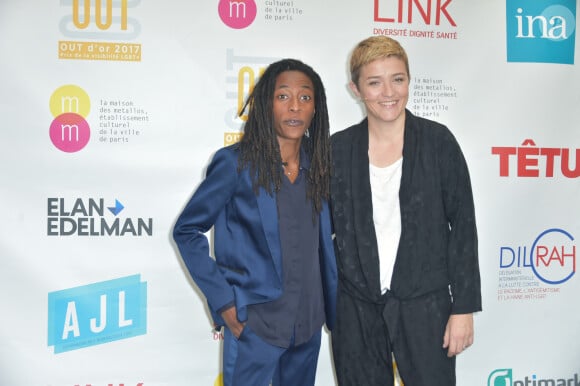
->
<box><xmin>173</xmin><ymin>58</ymin><xmax>336</xmax><ymax>386</ymax></box>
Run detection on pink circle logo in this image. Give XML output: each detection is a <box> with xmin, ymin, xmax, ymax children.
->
<box><xmin>49</xmin><ymin>113</ymin><xmax>91</xmax><ymax>153</ymax></box>
<box><xmin>218</xmin><ymin>0</ymin><xmax>257</xmax><ymax>29</ymax></box>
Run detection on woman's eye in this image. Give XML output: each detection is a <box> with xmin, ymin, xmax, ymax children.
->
<box><xmin>301</xmin><ymin>95</ymin><xmax>312</xmax><ymax>101</ymax></box>
<box><xmin>276</xmin><ymin>94</ymin><xmax>288</xmax><ymax>100</ymax></box>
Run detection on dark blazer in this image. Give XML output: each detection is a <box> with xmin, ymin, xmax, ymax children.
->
<box><xmin>330</xmin><ymin>110</ymin><xmax>481</xmax><ymax>312</ymax></box>
<box><xmin>173</xmin><ymin>144</ymin><xmax>337</xmax><ymax>329</ymax></box>
<box><xmin>330</xmin><ymin>109</ymin><xmax>482</xmax><ymax>386</ymax></box>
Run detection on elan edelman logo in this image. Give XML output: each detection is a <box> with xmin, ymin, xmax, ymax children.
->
<box><xmin>47</xmin><ymin>197</ymin><xmax>153</xmax><ymax>236</ymax></box>
<box><xmin>48</xmin><ymin>275</ymin><xmax>147</xmax><ymax>354</ymax></box>
<box><xmin>506</xmin><ymin>0</ymin><xmax>577</xmax><ymax>64</ymax></box>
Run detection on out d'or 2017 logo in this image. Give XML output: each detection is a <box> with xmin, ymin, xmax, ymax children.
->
<box><xmin>49</xmin><ymin>85</ymin><xmax>91</xmax><ymax>153</ymax></box>
<box><xmin>506</xmin><ymin>0</ymin><xmax>577</xmax><ymax>64</ymax></box>
<box><xmin>47</xmin><ymin>275</ymin><xmax>147</xmax><ymax>354</ymax></box>
<box><xmin>58</xmin><ymin>0</ymin><xmax>142</xmax><ymax>61</ymax></box>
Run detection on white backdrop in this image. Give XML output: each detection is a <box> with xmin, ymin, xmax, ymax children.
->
<box><xmin>1</xmin><ymin>1</ymin><xmax>579</xmax><ymax>385</ymax></box>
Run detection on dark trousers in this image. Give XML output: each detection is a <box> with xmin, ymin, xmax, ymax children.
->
<box><xmin>332</xmin><ymin>288</ymin><xmax>455</xmax><ymax>386</ymax></box>
<box><xmin>223</xmin><ymin>325</ymin><xmax>322</xmax><ymax>386</ymax></box>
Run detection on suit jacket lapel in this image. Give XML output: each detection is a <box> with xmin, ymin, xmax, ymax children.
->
<box><xmin>256</xmin><ymin>187</ymin><xmax>283</xmax><ymax>282</ymax></box>
<box><xmin>350</xmin><ymin>121</ymin><xmax>382</xmax><ymax>299</ymax></box>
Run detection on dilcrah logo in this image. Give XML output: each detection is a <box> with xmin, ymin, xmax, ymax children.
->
<box><xmin>47</xmin><ymin>197</ymin><xmax>153</xmax><ymax>236</ymax></box>
<box><xmin>500</xmin><ymin>228</ymin><xmax>576</xmax><ymax>284</ymax></box>
<box><xmin>530</xmin><ymin>228</ymin><xmax>576</xmax><ymax>285</ymax></box>
<box><xmin>49</xmin><ymin>85</ymin><xmax>91</xmax><ymax>153</ymax></box>
<box><xmin>48</xmin><ymin>275</ymin><xmax>147</xmax><ymax>354</ymax></box>
<box><xmin>497</xmin><ymin>228</ymin><xmax>575</xmax><ymax>303</ymax></box>
<box><xmin>506</xmin><ymin>0</ymin><xmax>577</xmax><ymax>64</ymax></box>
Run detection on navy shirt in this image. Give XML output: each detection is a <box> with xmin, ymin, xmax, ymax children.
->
<box><xmin>246</xmin><ymin>165</ymin><xmax>325</xmax><ymax>348</ymax></box>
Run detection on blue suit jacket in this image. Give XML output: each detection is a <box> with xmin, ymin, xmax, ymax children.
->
<box><xmin>173</xmin><ymin>144</ymin><xmax>337</xmax><ymax>330</ymax></box>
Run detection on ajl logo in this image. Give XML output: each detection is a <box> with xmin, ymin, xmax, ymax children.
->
<box><xmin>218</xmin><ymin>0</ymin><xmax>257</xmax><ymax>29</ymax></box>
<box><xmin>49</xmin><ymin>85</ymin><xmax>91</xmax><ymax>153</ymax></box>
<box><xmin>488</xmin><ymin>368</ymin><xmax>580</xmax><ymax>386</ymax></box>
<box><xmin>48</xmin><ymin>274</ymin><xmax>147</xmax><ymax>354</ymax></box>
<box><xmin>500</xmin><ymin>228</ymin><xmax>576</xmax><ymax>285</ymax></box>
<box><xmin>506</xmin><ymin>0</ymin><xmax>577</xmax><ymax>64</ymax></box>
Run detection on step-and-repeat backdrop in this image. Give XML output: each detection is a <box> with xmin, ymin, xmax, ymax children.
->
<box><xmin>1</xmin><ymin>1</ymin><xmax>578</xmax><ymax>385</ymax></box>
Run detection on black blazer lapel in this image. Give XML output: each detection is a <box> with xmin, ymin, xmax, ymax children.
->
<box><xmin>350</xmin><ymin>121</ymin><xmax>382</xmax><ymax>300</ymax></box>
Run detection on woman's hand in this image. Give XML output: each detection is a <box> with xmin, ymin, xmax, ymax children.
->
<box><xmin>443</xmin><ymin>313</ymin><xmax>474</xmax><ymax>357</ymax></box>
<box><xmin>221</xmin><ymin>306</ymin><xmax>245</xmax><ymax>339</ymax></box>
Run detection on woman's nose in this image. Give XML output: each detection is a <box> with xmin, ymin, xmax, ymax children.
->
<box><xmin>289</xmin><ymin>98</ymin><xmax>300</xmax><ymax>112</ymax></box>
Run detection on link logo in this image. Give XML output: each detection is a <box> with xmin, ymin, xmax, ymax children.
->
<box><xmin>374</xmin><ymin>0</ymin><xmax>457</xmax><ymax>26</ymax></box>
<box><xmin>49</xmin><ymin>85</ymin><xmax>91</xmax><ymax>153</ymax></box>
<box><xmin>506</xmin><ymin>0</ymin><xmax>576</xmax><ymax>64</ymax></box>
<box><xmin>48</xmin><ymin>275</ymin><xmax>147</xmax><ymax>354</ymax></box>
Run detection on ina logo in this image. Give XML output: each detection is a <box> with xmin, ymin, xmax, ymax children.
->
<box><xmin>218</xmin><ymin>0</ymin><xmax>257</xmax><ymax>29</ymax></box>
<box><xmin>506</xmin><ymin>0</ymin><xmax>577</xmax><ymax>64</ymax></box>
<box><xmin>488</xmin><ymin>369</ymin><xmax>513</xmax><ymax>386</ymax></box>
<box><xmin>49</xmin><ymin>85</ymin><xmax>91</xmax><ymax>152</ymax></box>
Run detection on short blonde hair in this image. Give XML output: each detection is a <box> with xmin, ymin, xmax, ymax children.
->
<box><xmin>350</xmin><ymin>36</ymin><xmax>410</xmax><ymax>86</ymax></box>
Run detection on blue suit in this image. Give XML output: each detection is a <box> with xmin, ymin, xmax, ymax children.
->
<box><xmin>173</xmin><ymin>144</ymin><xmax>337</xmax><ymax>332</ymax></box>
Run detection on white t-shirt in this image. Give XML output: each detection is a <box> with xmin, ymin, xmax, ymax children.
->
<box><xmin>369</xmin><ymin>157</ymin><xmax>403</xmax><ymax>294</ymax></box>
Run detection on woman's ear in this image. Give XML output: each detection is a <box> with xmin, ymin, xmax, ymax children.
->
<box><xmin>349</xmin><ymin>81</ymin><xmax>360</xmax><ymax>98</ymax></box>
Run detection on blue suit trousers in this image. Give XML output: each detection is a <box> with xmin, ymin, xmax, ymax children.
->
<box><xmin>222</xmin><ymin>325</ymin><xmax>322</xmax><ymax>386</ymax></box>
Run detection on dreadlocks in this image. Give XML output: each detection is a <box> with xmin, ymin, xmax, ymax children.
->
<box><xmin>237</xmin><ymin>58</ymin><xmax>331</xmax><ymax>214</ymax></box>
